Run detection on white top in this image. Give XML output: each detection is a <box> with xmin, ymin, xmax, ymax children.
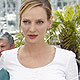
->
<box><xmin>0</xmin><ymin>47</ymin><xmax>79</xmax><ymax>80</ymax></box>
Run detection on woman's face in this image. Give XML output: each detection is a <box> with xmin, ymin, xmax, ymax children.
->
<box><xmin>21</xmin><ymin>6</ymin><xmax>52</xmax><ymax>43</ymax></box>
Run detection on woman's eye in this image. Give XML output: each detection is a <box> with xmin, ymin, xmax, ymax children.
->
<box><xmin>23</xmin><ymin>20</ymin><xmax>30</xmax><ymax>24</ymax></box>
<box><xmin>37</xmin><ymin>21</ymin><xmax>44</xmax><ymax>24</ymax></box>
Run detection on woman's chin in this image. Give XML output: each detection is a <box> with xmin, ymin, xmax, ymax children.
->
<box><xmin>26</xmin><ymin>39</ymin><xmax>39</xmax><ymax>44</ymax></box>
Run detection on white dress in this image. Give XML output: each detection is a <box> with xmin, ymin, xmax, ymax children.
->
<box><xmin>0</xmin><ymin>47</ymin><xmax>79</xmax><ymax>80</ymax></box>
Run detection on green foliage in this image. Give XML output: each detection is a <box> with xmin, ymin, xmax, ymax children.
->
<box><xmin>46</xmin><ymin>4</ymin><xmax>80</xmax><ymax>57</ymax></box>
<box><xmin>14</xmin><ymin>31</ymin><xmax>24</xmax><ymax>48</ymax></box>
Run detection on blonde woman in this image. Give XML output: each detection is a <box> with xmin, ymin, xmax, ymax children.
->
<box><xmin>0</xmin><ymin>0</ymin><xmax>78</xmax><ymax>80</ymax></box>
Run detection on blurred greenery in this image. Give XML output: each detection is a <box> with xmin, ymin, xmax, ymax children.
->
<box><xmin>14</xmin><ymin>31</ymin><xmax>24</xmax><ymax>48</ymax></box>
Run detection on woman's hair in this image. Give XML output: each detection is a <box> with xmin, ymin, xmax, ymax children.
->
<box><xmin>19</xmin><ymin>0</ymin><xmax>52</xmax><ymax>20</ymax></box>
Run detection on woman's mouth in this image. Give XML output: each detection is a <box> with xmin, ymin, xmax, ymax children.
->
<box><xmin>28</xmin><ymin>35</ymin><xmax>38</xmax><ymax>39</ymax></box>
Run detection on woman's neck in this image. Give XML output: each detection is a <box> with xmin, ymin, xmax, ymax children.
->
<box><xmin>23</xmin><ymin>41</ymin><xmax>50</xmax><ymax>56</ymax></box>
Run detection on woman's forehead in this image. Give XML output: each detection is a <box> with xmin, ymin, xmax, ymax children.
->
<box><xmin>21</xmin><ymin>6</ymin><xmax>47</xmax><ymax>19</ymax></box>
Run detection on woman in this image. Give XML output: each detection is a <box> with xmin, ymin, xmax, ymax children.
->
<box><xmin>0</xmin><ymin>0</ymin><xmax>78</xmax><ymax>80</ymax></box>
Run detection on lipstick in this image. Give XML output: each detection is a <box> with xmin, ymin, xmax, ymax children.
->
<box><xmin>28</xmin><ymin>35</ymin><xmax>38</xmax><ymax>39</ymax></box>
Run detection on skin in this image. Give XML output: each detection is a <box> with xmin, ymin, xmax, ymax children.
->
<box><xmin>0</xmin><ymin>39</ymin><xmax>11</xmax><ymax>56</ymax></box>
<box><xmin>21</xmin><ymin>6</ymin><xmax>52</xmax><ymax>44</ymax></box>
<box><xmin>18</xmin><ymin>6</ymin><xmax>56</xmax><ymax>68</ymax></box>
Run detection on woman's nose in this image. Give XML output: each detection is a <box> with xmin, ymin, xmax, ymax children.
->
<box><xmin>29</xmin><ymin>23</ymin><xmax>36</xmax><ymax>32</ymax></box>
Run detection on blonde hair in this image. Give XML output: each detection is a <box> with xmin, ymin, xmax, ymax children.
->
<box><xmin>19</xmin><ymin>0</ymin><xmax>52</xmax><ymax>20</ymax></box>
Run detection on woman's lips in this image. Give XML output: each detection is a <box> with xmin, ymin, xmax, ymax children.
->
<box><xmin>28</xmin><ymin>35</ymin><xmax>38</xmax><ymax>39</ymax></box>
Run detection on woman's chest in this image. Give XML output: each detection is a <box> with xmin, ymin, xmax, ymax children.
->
<box><xmin>9</xmin><ymin>64</ymin><xmax>66</xmax><ymax>80</ymax></box>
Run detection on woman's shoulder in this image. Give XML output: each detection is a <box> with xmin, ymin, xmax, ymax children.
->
<box><xmin>0</xmin><ymin>47</ymin><xmax>19</xmax><ymax>61</ymax></box>
<box><xmin>53</xmin><ymin>47</ymin><xmax>76</xmax><ymax>67</ymax></box>
<box><xmin>55</xmin><ymin>46</ymin><xmax>76</xmax><ymax>58</ymax></box>
<box><xmin>1</xmin><ymin>47</ymin><xmax>19</xmax><ymax>55</ymax></box>
<box><xmin>0</xmin><ymin>48</ymin><xmax>19</xmax><ymax>68</ymax></box>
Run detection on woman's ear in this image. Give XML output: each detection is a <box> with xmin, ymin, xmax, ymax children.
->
<box><xmin>48</xmin><ymin>16</ymin><xmax>53</xmax><ymax>29</ymax></box>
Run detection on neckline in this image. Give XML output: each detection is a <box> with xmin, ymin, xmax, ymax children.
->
<box><xmin>16</xmin><ymin>46</ymin><xmax>57</xmax><ymax>70</ymax></box>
